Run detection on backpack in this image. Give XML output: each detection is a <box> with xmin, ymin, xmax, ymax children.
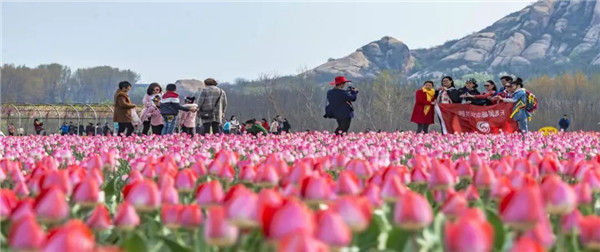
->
<box><xmin>525</xmin><ymin>90</ymin><xmax>538</xmax><ymax>113</ymax></box>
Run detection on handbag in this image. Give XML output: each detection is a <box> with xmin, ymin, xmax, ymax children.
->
<box><xmin>199</xmin><ymin>89</ymin><xmax>222</xmax><ymax>120</ymax></box>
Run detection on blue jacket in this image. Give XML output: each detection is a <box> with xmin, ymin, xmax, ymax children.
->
<box><xmin>61</xmin><ymin>125</ymin><xmax>69</xmax><ymax>133</ymax></box>
<box><xmin>508</xmin><ymin>88</ymin><xmax>531</xmax><ymax>121</ymax></box>
<box><xmin>559</xmin><ymin>118</ymin><xmax>570</xmax><ymax>129</ymax></box>
<box><xmin>326</xmin><ymin>88</ymin><xmax>358</xmax><ymax>119</ymax></box>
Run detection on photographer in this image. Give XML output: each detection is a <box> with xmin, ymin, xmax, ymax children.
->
<box><xmin>324</xmin><ymin>76</ymin><xmax>358</xmax><ymax>135</ymax></box>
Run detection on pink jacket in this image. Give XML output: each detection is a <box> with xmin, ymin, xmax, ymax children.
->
<box><xmin>179</xmin><ymin>104</ymin><xmax>198</xmax><ymax>128</ymax></box>
<box><xmin>146</xmin><ymin>105</ymin><xmax>164</xmax><ymax>126</ymax></box>
<box><xmin>140</xmin><ymin>94</ymin><xmax>156</xmax><ymax>122</ymax></box>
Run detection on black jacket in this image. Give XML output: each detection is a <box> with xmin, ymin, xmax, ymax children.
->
<box><xmin>160</xmin><ymin>93</ymin><xmax>190</xmax><ymax>116</ymax></box>
<box><xmin>458</xmin><ymin>87</ymin><xmax>481</xmax><ymax>104</ymax></box>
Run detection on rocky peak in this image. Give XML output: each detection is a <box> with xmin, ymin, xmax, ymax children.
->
<box><xmin>309</xmin><ymin>0</ymin><xmax>600</xmax><ymax>81</ymax></box>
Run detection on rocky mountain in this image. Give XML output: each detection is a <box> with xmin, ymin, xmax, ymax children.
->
<box><xmin>310</xmin><ymin>0</ymin><xmax>600</xmax><ymax>81</ymax></box>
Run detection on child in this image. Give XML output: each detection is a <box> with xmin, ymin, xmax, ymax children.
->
<box><xmin>147</xmin><ymin>95</ymin><xmax>164</xmax><ymax>135</ymax></box>
<box><xmin>60</xmin><ymin>122</ymin><xmax>69</xmax><ymax>136</ymax></box>
<box><xmin>179</xmin><ymin>96</ymin><xmax>198</xmax><ymax>136</ymax></box>
<box><xmin>244</xmin><ymin>119</ymin><xmax>268</xmax><ymax>136</ymax></box>
<box><xmin>160</xmin><ymin>84</ymin><xmax>197</xmax><ymax>135</ymax></box>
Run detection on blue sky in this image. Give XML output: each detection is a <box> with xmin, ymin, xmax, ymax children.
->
<box><xmin>2</xmin><ymin>1</ymin><xmax>534</xmax><ymax>84</ymax></box>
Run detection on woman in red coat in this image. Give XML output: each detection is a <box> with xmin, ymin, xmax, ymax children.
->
<box><xmin>410</xmin><ymin>81</ymin><xmax>436</xmax><ymax>133</ymax></box>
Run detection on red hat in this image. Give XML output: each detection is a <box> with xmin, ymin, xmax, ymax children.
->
<box><xmin>330</xmin><ymin>76</ymin><xmax>352</xmax><ymax>86</ymax></box>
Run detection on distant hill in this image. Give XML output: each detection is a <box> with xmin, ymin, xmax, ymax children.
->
<box><xmin>308</xmin><ymin>0</ymin><xmax>600</xmax><ymax>82</ymax></box>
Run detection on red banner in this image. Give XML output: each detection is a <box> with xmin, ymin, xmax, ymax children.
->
<box><xmin>435</xmin><ymin>103</ymin><xmax>518</xmax><ymax>134</ymax></box>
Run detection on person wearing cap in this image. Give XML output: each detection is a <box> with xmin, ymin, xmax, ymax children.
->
<box><xmin>559</xmin><ymin>114</ymin><xmax>570</xmax><ymax>132</ymax></box>
<box><xmin>325</xmin><ymin>76</ymin><xmax>358</xmax><ymax>135</ymax></box>
<box><xmin>458</xmin><ymin>78</ymin><xmax>481</xmax><ymax>104</ymax></box>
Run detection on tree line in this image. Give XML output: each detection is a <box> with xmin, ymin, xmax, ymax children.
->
<box><xmin>1</xmin><ymin>64</ymin><xmax>140</xmax><ymax>104</ymax></box>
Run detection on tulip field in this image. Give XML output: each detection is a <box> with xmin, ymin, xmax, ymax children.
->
<box><xmin>1</xmin><ymin>131</ymin><xmax>600</xmax><ymax>252</ymax></box>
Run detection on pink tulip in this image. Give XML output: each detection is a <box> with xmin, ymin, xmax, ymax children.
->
<box><xmin>9</xmin><ymin>215</ymin><xmax>45</xmax><ymax>251</ymax></box>
<box><xmin>86</xmin><ymin>204</ymin><xmax>113</xmax><ymax>231</ymax></box>
<box><xmin>113</xmin><ymin>202</ymin><xmax>140</xmax><ymax>230</ymax></box>
<box><xmin>122</xmin><ymin>179</ymin><xmax>160</xmax><ymax>212</ymax></box>
<box><xmin>540</xmin><ymin>175</ymin><xmax>577</xmax><ymax>214</ymax></box>
<box><xmin>499</xmin><ymin>185</ymin><xmax>545</xmax><ymax>231</ymax></box>
<box><xmin>335</xmin><ymin>171</ymin><xmax>361</xmax><ymax>195</ymax></box>
<box><xmin>441</xmin><ymin>192</ymin><xmax>468</xmax><ymax>219</ymax></box>
<box><xmin>473</xmin><ymin>164</ymin><xmax>497</xmax><ymax>189</ymax></box>
<box><xmin>579</xmin><ymin>215</ymin><xmax>600</xmax><ymax>250</ymax></box>
<box><xmin>345</xmin><ymin>159</ymin><xmax>373</xmax><ymax>179</ymax></box>
<box><xmin>428</xmin><ymin>160</ymin><xmax>456</xmax><ymax>190</ymax></box>
<box><xmin>43</xmin><ymin>220</ymin><xmax>95</xmax><ymax>252</ymax></box>
<box><xmin>174</xmin><ymin>168</ymin><xmax>198</xmax><ymax>193</ymax></box>
<box><xmin>225</xmin><ymin>190</ymin><xmax>259</xmax><ymax>228</ymax></box>
<box><xmin>204</xmin><ymin>206</ymin><xmax>239</xmax><ymax>247</ymax></box>
<box><xmin>394</xmin><ymin>191</ymin><xmax>433</xmax><ymax>230</ymax></box>
<box><xmin>380</xmin><ymin>175</ymin><xmax>408</xmax><ymax>203</ymax></box>
<box><xmin>330</xmin><ymin>196</ymin><xmax>372</xmax><ymax>232</ymax></box>
<box><xmin>34</xmin><ymin>187</ymin><xmax>69</xmax><ymax>224</ymax></box>
<box><xmin>509</xmin><ymin>237</ymin><xmax>545</xmax><ymax>252</ymax></box>
<box><xmin>71</xmin><ymin>178</ymin><xmax>100</xmax><ymax>207</ymax></box>
<box><xmin>315</xmin><ymin>209</ymin><xmax>352</xmax><ymax>247</ymax></box>
<box><xmin>444</xmin><ymin>211</ymin><xmax>494</xmax><ymax>252</ymax></box>
<box><xmin>10</xmin><ymin>198</ymin><xmax>35</xmax><ymax>222</ymax></box>
<box><xmin>300</xmin><ymin>175</ymin><xmax>334</xmax><ymax>204</ymax></box>
<box><xmin>277</xmin><ymin>231</ymin><xmax>329</xmax><ymax>252</ymax></box>
<box><xmin>561</xmin><ymin>209</ymin><xmax>582</xmax><ymax>234</ymax></box>
<box><xmin>196</xmin><ymin>180</ymin><xmax>224</xmax><ymax>207</ymax></box>
<box><xmin>0</xmin><ymin>189</ymin><xmax>18</xmax><ymax>220</ymax></box>
<box><xmin>161</xmin><ymin>204</ymin><xmax>183</xmax><ymax>229</ymax></box>
<box><xmin>361</xmin><ymin>183</ymin><xmax>383</xmax><ymax>208</ymax></box>
<box><xmin>180</xmin><ymin>204</ymin><xmax>203</xmax><ymax>229</ymax></box>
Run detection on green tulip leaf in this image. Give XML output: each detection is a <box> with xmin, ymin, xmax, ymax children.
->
<box><xmin>161</xmin><ymin>236</ymin><xmax>192</xmax><ymax>252</ymax></box>
<box><xmin>385</xmin><ymin>227</ymin><xmax>412</xmax><ymax>251</ymax></box>
<box><xmin>485</xmin><ymin>208</ymin><xmax>506</xmax><ymax>251</ymax></box>
<box><xmin>121</xmin><ymin>232</ymin><xmax>147</xmax><ymax>252</ymax></box>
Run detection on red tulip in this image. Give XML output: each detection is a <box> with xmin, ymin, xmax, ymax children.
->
<box><xmin>335</xmin><ymin>171</ymin><xmax>361</xmax><ymax>195</ymax></box>
<box><xmin>161</xmin><ymin>185</ymin><xmax>179</xmax><ymax>205</ymax></box>
<box><xmin>161</xmin><ymin>204</ymin><xmax>183</xmax><ymax>229</ymax></box>
<box><xmin>10</xmin><ymin>198</ymin><xmax>35</xmax><ymax>222</ymax></box>
<box><xmin>113</xmin><ymin>202</ymin><xmax>140</xmax><ymax>230</ymax></box>
<box><xmin>579</xmin><ymin>215</ymin><xmax>600</xmax><ymax>249</ymax></box>
<box><xmin>225</xmin><ymin>190</ymin><xmax>258</xmax><ymax>228</ymax></box>
<box><xmin>345</xmin><ymin>159</ymin><xmax>373</xmax><ymax>179</ymax></box>
<box><xmin>0</xmin><ymin>189</ymin><xmax>18</xmax><ymax>220</ymax></box>
<box><xmin>122</xmin><ymin>179</ymin><xmax>160</xmax><ymax>212</ymax></box>
<box><xmin>204</xmin><ymin>206</ymin><xmax>239</xmax><ymax>247</ymax></box>
<box><xmin>513</xmin><ymin>159</ymin><xmax>539</xmax><ymax>180</ymax></box>
<box><xmin>509</xmin><ymin>237</ymin><xmax>545</xmax><ymax>252</ymax></box>
<box><xmin>300</xmin><ymin>175</ymin><xmax>334</xmax><ymax>204</ymax></box>
<box><xmin>196</xmin><ymin>180</ymin><xmax>224</xmax><ymax>207</ymax></box>
<box><xmin>255</xmin><ymin>164</ymin><xmax>280</xmax><ymax>187</ymax></box>
<box><xmin>43</xmin><ymin>220</ymin><xmax>95</xmax><ymax>252</ymax></box>
<box><xmin>277</xmin><ymin>231</ymin><xmax>329</xmax><ymax>252</ymax></box>
<box><xmin>72</xmin><ymin>178</ymin><xmax>100</xmax><ymax>207</ymax></box>
<box><xmin>474</xmin><ymin>164</ymin><xmax>497</xmax><ymax>189</ymax></box>
<box><xmin>444</xmin><ymin>212</ymin><xmax>494</xmax><ymax>252</ymax></box>
<box><xmin>441</xmin><ymin>192</ymin><xmax>468</xmax><ymax>220</ymax></box>
<box><xmin>174</xmin><ymin>169</ymin><xmax>198</xmax><ymax>193</ymax></box>
<box><xmin>561</xmin><ymin>209</ymin><xmax>582</xmax><ymax>235</ymax></box>
<box><xmin>582</xmin><ymin>169</ymin><xmax>600</xmax><ymax>192</ymax></box>
<box><xmin>394</xmin><ymin>191</ymin><xmax>433</xmax><ymax>230</ymax></box>
<box><xmin>257</xmin><ymin>189</ymin><xmax>284</xmax><ymax>227</ymax></box>
<box><xmin>86</xmin><ymin>204</ymin><xmax>112</xmax><ymax>231</ymax></box>
<box><xmin>263</xmin><ymin>198</ymin><xmax>316</xmax><ymax>240</ymax></box>
<box><xmin>574</xmin><ymin>183</ymin><xmax>593</xmax><ymax>205</ymax></box>
<box><xmin>39</xmin><ymin>170</ymin><xmax>72</xmax><ymax>195</ymax></box>
<box><xmin>284</xmin><ymin>161</ymin><xmax>314</xmax><ymax>185</ymax></box>
<box><xmin>469</xmin><ymin>152</ymin><xmax>484</xmax><ymax>169</ymax></box>
<box><xmin>410</xmin><ymin>165</ymin><xmax>429</xmax><ymax>185</ymax></box>
<box><xmin>35</xmin><ymin>186</ymin><xmax>69</xmax><ymax>223</ymax></box>
<box><xmin>499</xmin><ymin>185</ymin><xmax>545</xmax><ymax>231</ymax></box>
<box><xmin>523</xmin><ymin>217</ymin><xmax>555</xmax><ymax>249</ymax></box>
<box><xmin>315</xmin><ymin>209</ymin><xmax>351</xmax><ymax>247</ymax></box>
<box><xmin>361</xmin><ymin>183</ymin><xmax>383</xmax><ymax>208</ymax></box>
<box><xmin>463</xmin><ymin>184</ymin><xmax>481</xmax><ymax>202</ymax></box>
<box><xmin>238</xmin><ymin>165</ymin><xmax>256</xmax><ymax>183</ymax></box>
<box><xmin>490</xmin><ymin>176</ymin><xmax>512</xmax><ymax>200</ymax></box>
<box><xmin>330</xmin><ymin>196</ymin><xmax>372</xmax><ymax>232</ymax></box>
<box><xmin>180</xmin><ymin>204</ymin><xmax>203</xmax><ymax>229</ymax></box>
<box><xmin>380</xmin><ymin>175</ymin><xmax>408</xmax><ymax>203</ymax></box>
<box><xmin>14</xmin><ymin>180</ymin><xmax>30</xmax><ymax>198</ymax></box>
<box><xmin>383</xmin><ymin>165</ymin><xmax>411</xmax><ymax>184</ymax></box>
<box><xmin>540</xmin><ymin>175</ymin><xmax>577</xmax><ymax>214</ymax></box>
<box><xmin>9</xmin><ymin>215</ymin><xmax>45</xmax><ymax>251</ymax></box>
<box><xmin>428</xmin><ymin>160</ymin><xmax>456</xmax><ymax>190</ymax></box>
<box><xmin>454</xmin><ymin>159</ymin><xmax>473</xmax><ymax>180</ymax></box>
<box><xmin>539</xmin><ymin>155</ymin><xmax>562</xmax><ymax>175</ymax></box>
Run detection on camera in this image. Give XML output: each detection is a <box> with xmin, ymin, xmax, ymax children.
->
<box><xmin>347</xmin><ymin>86</ymin><xmax>356</xmax><ymax>91</ymax></box>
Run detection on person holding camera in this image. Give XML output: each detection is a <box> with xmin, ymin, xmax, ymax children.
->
<box><xmin>324</xmin><ymin>76</ymin><xmax>358</xmax><ymax>136</ymax></box>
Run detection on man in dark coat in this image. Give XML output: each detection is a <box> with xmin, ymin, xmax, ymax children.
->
<box><xmin>324</xmin><ymin>76</ymin><xmax>358</xmax><ymax>136</ymax></box>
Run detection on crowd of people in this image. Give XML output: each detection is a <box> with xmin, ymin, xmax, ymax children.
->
<box><xmin>409</xmin><ymin>75</ymin><xmax>534</xmax><ymax>136</ymax></box>
<box><xmin>112</xmin><ymin>80</ymin><xmax>292</xmax><ymax>137</ymax></box>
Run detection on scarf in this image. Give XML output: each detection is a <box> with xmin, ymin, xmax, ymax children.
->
<box><xmin>422</xmin><ymin>87</ymin><xmax>435</xmax><ymax>115</ymax></box>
